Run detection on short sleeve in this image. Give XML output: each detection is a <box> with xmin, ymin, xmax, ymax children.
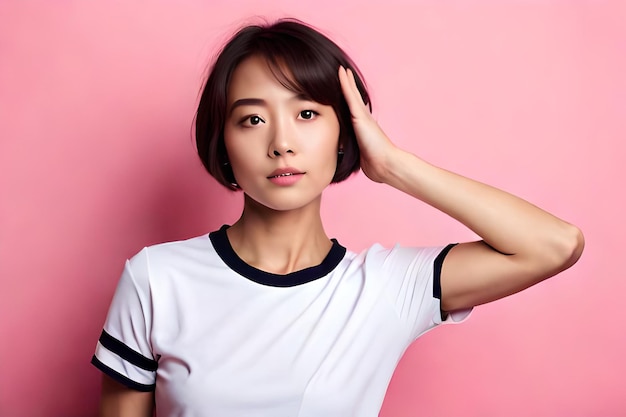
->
<box><xmin>368</xmin><ymin>243</ymin><xmax>471</xmax><ymax>343</ymax></box>
<box><xmin>91</xmin><ymin>248</ymin><xmax>158</xmax><ymax>391</ymax></box>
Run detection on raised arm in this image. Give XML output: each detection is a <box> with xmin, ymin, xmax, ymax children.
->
<box><xmin>338</xmin><ymin>67</ymin><xmax>584</xmax><ymax>312</ymax></box>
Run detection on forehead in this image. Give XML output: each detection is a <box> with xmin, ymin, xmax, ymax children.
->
<box><xmin>227</xmin><ymin>55</ymin><xmax>296</xmax><ymax>102</ymax></box>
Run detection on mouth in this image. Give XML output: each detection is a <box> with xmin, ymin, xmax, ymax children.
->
<box><xmin>268</xmin><ymin>172</ymin><xmax>299</xmax><ymax>179</ymax></box>
<box><xmin>267</xmin><ymin>168</ymin><xmax>305</xmax><ymax>179</ymax></box>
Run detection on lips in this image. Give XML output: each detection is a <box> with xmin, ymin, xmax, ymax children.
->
<box><xmin>267</xmin><ymin>168</ymin><xmax>305</xmax><ymax>178</ymax></box>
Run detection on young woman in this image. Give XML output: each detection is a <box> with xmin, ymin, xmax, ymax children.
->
<box><xmin>92</xmin><ymin>19</ymin><xmax>584</xmax><ymax>417</ymax></box>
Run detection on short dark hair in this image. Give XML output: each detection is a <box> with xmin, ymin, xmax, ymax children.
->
<box><xmin>195</xmin><ymin>18</ymin><xmax>371</xmax><ymax>191</ymax></box>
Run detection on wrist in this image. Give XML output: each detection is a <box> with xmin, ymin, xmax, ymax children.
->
<box><xmin>379</xmin><ymin>148</ymin><xmax>425</xmax><ymax>186</ymax></box>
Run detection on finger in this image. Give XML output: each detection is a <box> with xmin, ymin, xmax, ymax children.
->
<box><xmin>346</xmin><ymin>68</ymin><xmax>364</xmax><ymax>104</ymax></box>
<box><xmin>338</xmin><ymin>66</ymin><xmax>367</xmax><ymax>117</ymax></box>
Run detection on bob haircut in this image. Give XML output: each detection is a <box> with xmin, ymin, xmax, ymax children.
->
<box><xmin>195</xmin><ymin>18</ymin><xmax>371</xmax><ymax>191</ymax></box>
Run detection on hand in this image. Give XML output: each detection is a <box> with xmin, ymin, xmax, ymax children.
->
<box><xmin>338</xmin><ymin>66</ymin><xmax>398</xmax><ymax>183</ymax></box>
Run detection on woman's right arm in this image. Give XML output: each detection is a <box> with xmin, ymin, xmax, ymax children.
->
<box><xmin>99</xmin><ymin>375</ymin><xmax>154</xmax><ymax>417</ymax></box>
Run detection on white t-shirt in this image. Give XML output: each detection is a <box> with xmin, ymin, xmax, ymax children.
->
<box><xmin>92</xmin><ymin>225</ymin><xmax>470</xmax><ymax>417</ymax></box>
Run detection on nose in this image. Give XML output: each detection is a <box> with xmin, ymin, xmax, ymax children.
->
<box><xmin>268</xmin><ymin>119</ymin><xmax>295</xmax><ymax>158</ymax></box>
<box><xmin>271</xmin><ymin>148</ymin><xmax>293</xmax><ymax>157</ymax></box>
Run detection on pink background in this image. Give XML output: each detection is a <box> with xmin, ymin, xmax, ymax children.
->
<box><xmin>1</xmin><ymin>1</ymin><xmax>624</xmax><ymax>416</ymax></box>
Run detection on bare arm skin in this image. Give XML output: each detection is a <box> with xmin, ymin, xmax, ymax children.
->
<box><xmin>338</xmin><ymin>67</ymin><xmax>584</xmax><ymax>312</ymax></box>
<box><xmin>99</xmin><ymin>375</ymin><xmax>154</xmax><ymax>417</ymax></box>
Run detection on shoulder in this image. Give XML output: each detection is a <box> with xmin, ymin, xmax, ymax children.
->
<box><xmin>343</xmin><ymin>242</ymin><xmax>451</xmax><ymax>270</ymax></box>
<box><xmin>131</xmin><ymin>233</ymin><xmax>213</xmax><ymax>265</ymax></box>
<box><xmin>122</xmin><ymin>233</ymin><xmax>217</xmax><ymax>286</ymax></box>
<box><xmin>334</xmin><ymin>242</ymin><xmax>454</xmax><ymax>293</ymax></box>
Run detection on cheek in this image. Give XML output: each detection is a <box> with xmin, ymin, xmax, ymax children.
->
<box><xmin>223</xmin><ymin>132</ymin><xmax>247</xmax><ymax>178</ymax></box>
<box><xmin>309</xmin><ymin>124</ymin><xmax>341</xmax><ymax>172</ymax></box>
<box><xmin>224</xmin><ymin>127</ymin><xmax>255</xmax><ymax>162</ymax></box>
<box><xmin>322</xmin><ymin>122</ymin><xmax>341</xmax><ymax>156</ymax></box>
<box><xmin>328</xmin><ymin>116</ymin><xmax>341</xmax><ymax>146</ymax></box>
<box><xmin>223</xmin><ymin>129</ymin><xmax>270</xmax><ymax>186</ymax></box>
<box><xmin>309</xmin><ymin>117</ymin><xmax>340</xmax><ymax>147</ymax></box>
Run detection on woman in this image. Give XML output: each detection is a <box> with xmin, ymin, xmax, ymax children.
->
<box><xmin>92</xmin><ymin>19</ymin><xmax>584</xmax><ymax>417</ymax></box>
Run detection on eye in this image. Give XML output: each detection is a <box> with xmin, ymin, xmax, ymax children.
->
<box><xmin>298</xmin><ymin>110</ymin><xmax>319</xmax><ymax>120</ymax></box>
<box><xmin>240</xmin><ymin>115</ymin><xmax>265</xmax><ymax>127</ymax></box>
<box><xmin>249</xmin><ymin>115</ymin><xmax>263</xmax><ymax>125</ymax></box>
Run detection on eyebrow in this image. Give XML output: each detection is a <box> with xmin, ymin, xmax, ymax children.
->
<box><xmin>229</xmin><ymin>98</ymin><xmax>266</xmax><ymax>115</ymax></box>
<box><xmin>228</xmin><ymin>93</ymin><xmax>314</xmax><ymax>116</ymax></box>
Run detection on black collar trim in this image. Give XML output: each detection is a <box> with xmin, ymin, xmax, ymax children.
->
<box><xmin>209</xmin><ymin>225</ymin><xmax>347</xmax><ymax>287</ymax></box>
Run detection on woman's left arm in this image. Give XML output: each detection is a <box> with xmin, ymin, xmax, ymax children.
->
<box><xmin>339</xmin><ymin>67</ymin><xmax>584</xmax><ymax>312</ymax></box>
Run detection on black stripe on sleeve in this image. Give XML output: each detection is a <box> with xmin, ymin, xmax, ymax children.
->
<box><xmin>91</xmin><ymin>355</ymin><xmax>156</xmax><ymax>392</ymax></box>
<box><xmin>433</xmin><ymin>243</ymin><xmax>458</xmax><ymax>300</ymax></box>
<box><xmin>98</xmin><ymin>330</ymin><xmax>158</xmax><ymax>372</ymax></box>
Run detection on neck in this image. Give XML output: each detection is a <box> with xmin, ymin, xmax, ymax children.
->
<box><xmin>226</xmin><ymin>194</ymin><xmax>332</xmax><ymax>275</ymax></box>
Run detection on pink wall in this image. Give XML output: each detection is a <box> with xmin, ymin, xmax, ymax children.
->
<box><xmin>1</xmin><ymin>1</ymin><xmax>624</xmax><ymax>416</ymax></box>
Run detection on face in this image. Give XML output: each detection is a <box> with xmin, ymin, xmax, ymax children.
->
<box><xmin>223</xmin><ymin>55</ymin><xmax>341</xmax><ymax>212</ymax></box>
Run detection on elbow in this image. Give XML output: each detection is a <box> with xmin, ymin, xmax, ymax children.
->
<box><xmin>524</xmin><ymin>223</ymin><xmax>584</xmax><ymax>283</ymax></box>
<box><xmin>553</xmin><ymin>223</ymin><xmax>585</xmax><ymax>272</ymax></box>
